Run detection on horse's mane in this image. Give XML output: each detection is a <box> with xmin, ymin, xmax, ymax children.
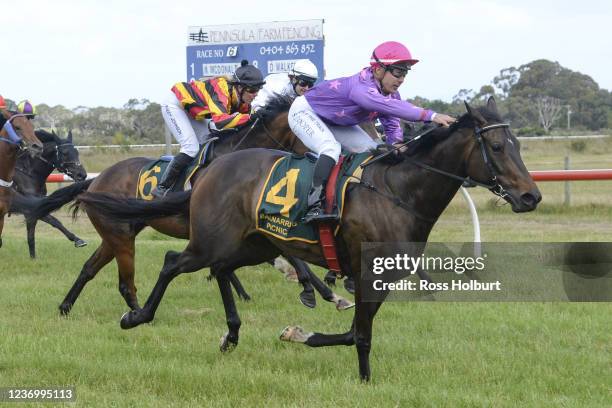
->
<box><xmin>35</xmin><ymin>129</ymin><xmax>61</xmax><ymax>144</ymax></box>
<box><xmin>406</xmin><ymin>105</ymin><xmax>503</xmax><ymax>155</ymax></box>
<box><xmin>212</xmin><ymin>93</ymin><xmax>293</xmax><ymax>140</ymax></box>
<box><xmin>257</xmin><ymin>93</ymin><xmax>294</xmax><ymax>125</ymax></box>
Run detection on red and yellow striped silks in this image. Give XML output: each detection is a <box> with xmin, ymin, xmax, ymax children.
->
<box><xmin>171</xmin><ymin>77</ymin><xmax>251</xmax><ymax>129</ymax></box>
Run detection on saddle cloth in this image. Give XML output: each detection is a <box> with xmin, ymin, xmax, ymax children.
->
<box><xmin>255</xmin><ymin>152</ymin><xmax>372</xmax><ymax>243</ymax></box>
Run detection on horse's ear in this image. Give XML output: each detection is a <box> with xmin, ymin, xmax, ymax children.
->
<box><xmin>67</xmin><ymin>130</ymin><xmax>73</xmax><ymax>142</ymax></box>
<box><xmin>464</xmin><ymin>100</ymin><xmax>487</xmax><ymax>125</ymax></box>
<box><xmin>486</xmin><ymin>96</ymin><xmax>498</xmax><ymax>113</ymax></box>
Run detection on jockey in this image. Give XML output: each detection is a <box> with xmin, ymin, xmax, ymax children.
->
<box><xmin>288</xmin><ymin>41</ymin><xmax>456</xmax><ymax>223</ymax></box>
<box><xmin>17</xmin><ymin>100</ymin><xmax>37</xmax><ymax>119</ymax></box>
<box><xmin>152</xmin><ymin>60</ymin><xmax>265</xmax><ymax>198</ymax></box>
<box><xmin>251</xmin><ymin>59</ymin><xmax>319</xmax><ymax>111</ymax></box>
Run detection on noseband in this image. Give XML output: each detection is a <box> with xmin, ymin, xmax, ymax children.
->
<box><xmin>1</xmin><ymin>113</ymin><xmax>30</xmax><ymax>147</ymax></box>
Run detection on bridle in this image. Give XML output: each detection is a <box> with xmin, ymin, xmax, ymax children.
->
<box><xmin>1</xmin><ymin>113</ymin><xmax>32</xmax><ymax>150</ymax></box>
<box><xmin>17</xmin><ymin>139</ymin><xmax>83</xmax><ymax>180</ymax></box>
<box><xmin>1</xmin><ymin>113</ymin><xmax>34</xmax><ymax>188</ymax></box>
<box><xmin>356</xmin><ymin>122</ymin><xmax>512</xmax><ymax>221</ymax></box>
<box><xmin>52</xmin><ymin>141</ymin><xmax>82</xmax><ymax>178</ymax></box>
<box><xmin>404</xmin><ymin>123</ymin><xmax>511</xmax><ymax>200</ymax></box>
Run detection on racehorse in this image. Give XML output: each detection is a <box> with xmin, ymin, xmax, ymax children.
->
<box><xmin>28</xmin><ymin>95</ymin><xmax>352</xmax><ymax>315</ymax></box>
<box><xmin>77</xmin><ymin>97</ymin><xmax>541</xmax><ymax>381</ymax></box>
<box><xmin>10</xmin><ymin>130</ymin><xmax>87</xmax><ymax>258</ymax></box>
<box><xmin>0</xmin><ymin>109</ymin><xmax>43</xmax><ymax>248</ymax></box>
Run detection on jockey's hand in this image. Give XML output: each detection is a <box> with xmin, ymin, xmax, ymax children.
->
<box><xmin>249</xmin><ymin>109</ymin><xmax>265</xmax><ymax>123</ymax></box>
<box><xmin>432</xmin><ymin>113</ymin><xmax>456</xmax><ymax>127</ymax></box>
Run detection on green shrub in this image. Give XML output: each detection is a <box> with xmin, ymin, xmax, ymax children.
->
<box><xmin>570</xmin><ymin>140</ymin><xmax>586</xmax><ymax>152</ymax></box>
<box><xmin>516</xmin><ymin>127</ymin><xmax>546</xmax><ymax>136</ymax></box>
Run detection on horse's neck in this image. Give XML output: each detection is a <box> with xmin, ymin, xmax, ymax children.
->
<box><xmin>389</xmin><ymin>129</ymin><xmax>473</xmax><ymax>222</ymax></box>
<box><xmin>0</xmin><ymin>144</ymin><xmax>17</xmax><ymax>182</ymax></box>
<box><xmin>18</xmin><ymin>147</ymin><xmax>55</xmax><ymax>177</ymax></box>
<box><xmin>211</xmin><ymin>124</ymin><xmax>298</xmax><ymax>157</ymax></box>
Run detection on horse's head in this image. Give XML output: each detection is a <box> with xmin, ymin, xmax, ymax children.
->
<box><xmin>51</xmin><ymin>130</ymin><xmax>87</xmax><ymax>181</ymax></box>
<box><xmin>0</xmin><ymin>109</ymin><xmax>43</xmax><ymax>157</ymax></box>
<box><xmin>462</xmin><ymin>97</ymin><xmax>541</xmax><ymax>212</ymax></box>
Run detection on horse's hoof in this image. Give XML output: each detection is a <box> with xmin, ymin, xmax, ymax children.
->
<box><xmin>324</xmin><ymin>270</ymin><xmax>336</xmax><ymax>286</ymax></box>
<box><xmin>279</xmin><ymin>326</ymin><xmax>312</xmax><ymax>343</ymax></box>
<box><xmin>344</xmin><ymin>277</ymin><xmax>355</xmax><ymax>294</ymax></box>
<box><xmin>238</xmin><ymin>293</ymin><xmax>251</xmax><ymax>302</ymax></box>
<box><xmin>334</xmin><ymin>297</ymin><xmax>355</xmax><ymax>311</ymax></box>
<box><xmin>59</xmin><ymin>303</ymin><xmax>72</xmax><ymax>316</ymax></box>
<box><xmin>74</xmin><ymin>239</ymin><xmax>87</xmax><ymax>248</ymax></box>
<box><xmin>219</xmin><ymin>332</ymin><xmax>238</xmax><ymax>352</ymax></box>
<box><xmin>299</xmin><ymin>290</ymin><xmax>316</xmax><ymax>309</ymax></box>
<box><xmin>120</xmin><ymin>310</ymin><xmax>148</xmax><ymax>329</ymax></box>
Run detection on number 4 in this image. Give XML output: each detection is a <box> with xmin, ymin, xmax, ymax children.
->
<box><xmin>265</xmin><ymin>168</ymin><xmax>300</xmax><ymax>216</ymax></box>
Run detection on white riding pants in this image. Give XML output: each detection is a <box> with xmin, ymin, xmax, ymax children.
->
<box><xmin>288</xmin><ymin>95</ymin><xmax>379</xmax><ymax>163</ymax></box>
<box><xmin>161</xmin><ymin>91</ymin><xmax>212</xmax><ymax>158</ymax></box>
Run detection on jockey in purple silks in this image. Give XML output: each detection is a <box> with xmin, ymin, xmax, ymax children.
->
<box><xmin>288</xmin><ymin>41</ymin><xmax>456</xmax><ymax>223</ymax></box>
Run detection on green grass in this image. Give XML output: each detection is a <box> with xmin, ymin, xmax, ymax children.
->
<box><xmin>1</xmin><ymin>233</ymin><xmax>609</xmax><ymax>407</ymax></box>
<box><xmin>1</xmin><ymin>138</ymin><xmax>611</xmax><ymax>406</ymax></box>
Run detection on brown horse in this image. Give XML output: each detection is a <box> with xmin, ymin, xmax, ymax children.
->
<box><xmin>0</xmin><ymin>109</ymin><xmax>43</xmax><ymax>247</ymax></box>
<box><xmin>28</xmin><ymin>95</ymin><xmax>352</xmax><ymax>315</ymax></box>
<box><xmin>77</xmin><ymin>97</ymin><xmax>541</xmax><ymax>381</ymax></box>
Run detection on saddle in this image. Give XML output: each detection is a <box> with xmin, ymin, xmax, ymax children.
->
<box><xmin>255</xmin><ymin>152</ymin><xmax>373</xmax><ymax>274</ymax></box>
<box><xmin>136</xmin><ymin>137</ymin><xmax>218</xmax><ymax>200</ymax></box>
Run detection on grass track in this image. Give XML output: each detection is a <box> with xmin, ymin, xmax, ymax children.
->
<box><xmin>0</xmin><ymin>138</ymin><xmax>610</xmax><ymax>407</ymax></box>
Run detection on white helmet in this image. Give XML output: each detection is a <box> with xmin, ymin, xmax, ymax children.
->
<box><xmin>291</xmin><ymin>59</ymin><xmax>318</xmax><ymax>80</ymax></box>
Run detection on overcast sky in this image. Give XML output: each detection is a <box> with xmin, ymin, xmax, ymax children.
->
<box><xmin>2</xmin><ymin>0</ymin><xmax>610</xmax><ymax>108</ymax></box>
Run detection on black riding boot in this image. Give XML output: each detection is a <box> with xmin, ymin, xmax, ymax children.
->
<box><xmin>302</xmin><ymin>154</ymin><xmax>339</xmax><ymax>223</ymax></box>
<box><xmin>152</xmin><ymin>152</ymin><xmax>193</xmax><ymax>198</ymax></box>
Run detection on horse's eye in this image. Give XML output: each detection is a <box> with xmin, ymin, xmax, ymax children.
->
<box><xmin>491</xmin><ymin>142</ymin><xmax>503</xmax><ymax>152</ymax></box>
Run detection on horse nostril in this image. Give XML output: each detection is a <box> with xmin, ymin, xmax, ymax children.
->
<box><xmin>521</xmin><ymin>193</ymin><xmax>537</xmax><ymax>207</ymax></box>
<box><xmin>536</xmin><ymin>192</ymin><xmax>542</xmax><ymax>203</ymax></box>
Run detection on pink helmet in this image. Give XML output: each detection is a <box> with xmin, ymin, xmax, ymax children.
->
<box><xmin>0</xmin><ymin>95</ymin><xmax>6</xmax><ymax>109</ymax></box>
<box><xmin>370</xmin><ymin>41</ymin><xmax>419</xmax><ymax>67</ymax></box>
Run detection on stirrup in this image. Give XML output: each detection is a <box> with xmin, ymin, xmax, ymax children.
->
<box><xmin>302</xmin><ymin>204</ymin><xmax>339</xmax><ymax>224</ymax></box>
<box><xmin>151</xmin><ymin>184</ymin><xmax>171</xmax><ymax>198</ymax></box>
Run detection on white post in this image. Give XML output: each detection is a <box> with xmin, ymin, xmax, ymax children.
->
<box><xmin>460</xmin><ymin>187</ymin><xmax>482</xmax><ymax>257</ymax></box>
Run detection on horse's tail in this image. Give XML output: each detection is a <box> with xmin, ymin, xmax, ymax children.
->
<box><xmin>9</xmin><ymin>191</ymin><xmax>40</xmax><ymax>217</ymax></box>
<box><xmin>76</xmin><ymin>190</ymin><xmax>192</xmax><ymax>221</ymax></box>
<box><xmin>25</xmin><ymin>179</ymin><xmax>95</xmax><ymax>220</ymax></box>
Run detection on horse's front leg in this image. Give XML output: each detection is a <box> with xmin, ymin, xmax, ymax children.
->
<box><xmin>120</xmin><ymin>246</ymin><xmax>205</xmax><ymax>329</ymax></box>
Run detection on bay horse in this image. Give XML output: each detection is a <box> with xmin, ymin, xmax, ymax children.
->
<box><xmin>28</xmin><ymin>95</ymin><xmax>352</xmax><ymax>315</ymax></box>
<box><xmin>10</xmin><ymin>130</ymin><xmax>88</xmax><ymax>258</ymax></box>
<box><xmin>0</xmin><ymin>109</ymin><xmax>43</xmax><ymax>248</ymax></box>
<box><xmin>77</xmin><ymin>97</ymin><xmax>541</xmax><ymax>381</ymax></box>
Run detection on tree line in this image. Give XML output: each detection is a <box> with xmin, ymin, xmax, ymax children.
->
<box><xmin>4</xmin><ymin>59</ymin><xmax>610</xmax><ymax>145</ymax></box>
<box><xmin>415</xmin><ymin>59</ymin><xmax>612</xmax><ymax>135</ymax></box>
